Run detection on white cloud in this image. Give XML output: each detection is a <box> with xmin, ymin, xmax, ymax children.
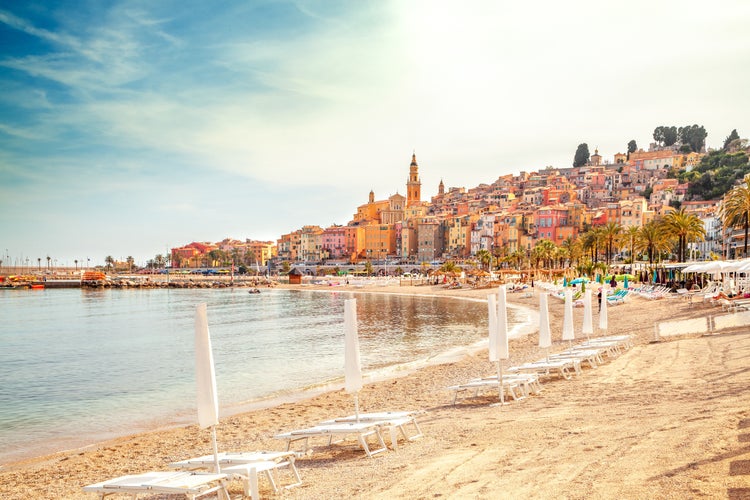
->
<box><xmin>1</xmin><ymin>0</ymin><xmax>750</xmax><ymax>265</ymax></box>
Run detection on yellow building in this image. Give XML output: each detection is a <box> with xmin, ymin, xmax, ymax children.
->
<box><xmin>619</xmin><ymin>198</ymin><xmax>648</xmax><ymax>228</ymax></box>
<box><xmin>444</xmin><ymin>214</ymin><xmax>476</xmax><ymax>259</ymax></box>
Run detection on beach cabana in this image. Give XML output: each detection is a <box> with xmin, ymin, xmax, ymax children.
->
<box><xmin>288</xmin><ymin>268</ymin><xmax>303</xmax><ymax>285</ymax></box>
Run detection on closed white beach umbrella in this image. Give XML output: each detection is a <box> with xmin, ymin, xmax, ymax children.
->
<box><xmin>562</xmin><ymin>288</ymin><xmax>575</xmax><ymax>344</ymax></box>
<box><xmin>582</xmin><ymin>289</ymin><xmax>593</xmax><ymax>339</ymax></box>
<box><xmin>344</xmin><ymin>298</ymin><xmax>363</xmax><ymax>420</ymax></box>
<box><xmin>195</xmin><ymin>302</ymin><xmax>220</xmax><ymax>472</ymax></box>
<box><xmin>496</xmin><ymin>287</ymin><xmax>510</xmax><ymax>361</ymax></box>
<box><xmin>487</xmin><ymin>293</ymin><xmax>499</xmax><ymax>362</ymax></box>
<box><xmin>495</xmin><ymin>286</ymin><xmax>510</xmax><ymax>404</ymax></box>
<box><xmin>539</xmin><ymin>293</ymin><xmax>552</xmax><ymax>358</ymax></box>
<box><xmin>599</xmin><ymin>285</ymin><xmax>608</xmax><ymax>332</ymax></box>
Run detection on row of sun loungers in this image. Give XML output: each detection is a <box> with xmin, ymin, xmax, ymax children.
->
<box><xmin>84</xmin><ymin>330</ymin><xmax>630</xmax><ymax>498</ymax></box>
<box><xmin>633</xmin><ymin>285</ymin><xmax>671</xmax><ymax>300</ymax></box>
<box><xmin>449</xmin><ymin>335</ymin><xmax>633</xmax><ymax>406</ymax></box>
<box><xmin>86</xmin><ymin>411</ymin><xmax>425</xmax><ymax>499</ymax></box>
<box><xmin>85</xmin><ymin>412</ymin><xmax>425</xmax><ymax>499</ymax></box>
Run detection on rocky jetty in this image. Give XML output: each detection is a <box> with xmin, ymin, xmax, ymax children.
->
<box><xmin>82</xmin><ymin>277</ymin><xmax>278</xmax><ymax>289</ymax></box>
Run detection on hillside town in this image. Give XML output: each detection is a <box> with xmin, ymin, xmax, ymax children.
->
<box><xmin>167</xmin><ymin>138</ymin><xmax>746</xmax><ymax>274</ymax></box>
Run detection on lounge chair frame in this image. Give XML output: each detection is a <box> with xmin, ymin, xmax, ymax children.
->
<box><xmin>170</xmin><ymin>451</ymin><xmax>301</xmax><ymax>500</ymax></box>
<box><xmin>275</xmin><ymin>421</ymin><xmax>388</xmax><ymax>458</ymax></box>
<box><xmin>83</xmin><ymin>471</ymin><xmax>229</xmax><ymax>500</ymax></box>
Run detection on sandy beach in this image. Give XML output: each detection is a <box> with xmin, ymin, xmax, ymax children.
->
<box><xmin>2</xmin><ymin>282</ymin><xmax>750</xmax><ymax>499</ymax></box>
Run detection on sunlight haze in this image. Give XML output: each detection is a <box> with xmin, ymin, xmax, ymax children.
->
<box><xmin>1</xmin><ymin>0</ymin><xmax>749</xmax><ymax>266</ymax></box>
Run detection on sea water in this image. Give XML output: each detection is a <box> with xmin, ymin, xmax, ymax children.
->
<box><xmin>0</xmin><ymin>287</ymin><xmax>523</xmax><ymax>464</ymax></box>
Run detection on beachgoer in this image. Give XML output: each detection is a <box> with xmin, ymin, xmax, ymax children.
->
<box><xmin>610</xmin><ymin>276</ymin><xmax>617</xmax><ymax>288</ymax></box>
<box><xmin>597</xmin><ymin>288</ymin><xmax>603</xmax><ymax>311</ymax></box>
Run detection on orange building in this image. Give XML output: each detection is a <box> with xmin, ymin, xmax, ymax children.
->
<box><xmin>363</xmin><ymin>224</ymin><xmax>396</xmax><ymax>261</ymax></box>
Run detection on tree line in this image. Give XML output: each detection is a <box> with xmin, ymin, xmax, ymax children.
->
<box><xmin>471</xmin><ymin>209</ymin><xmax>707</xmax><ymax>275</ymax></box>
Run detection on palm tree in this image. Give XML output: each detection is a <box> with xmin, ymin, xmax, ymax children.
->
<box><xmin>580</xmin><ymin>228</ymin><xmax>604</xmax><ymax>263</ymax></box>
<box><xmin>601</xmin><ymin>222</ymin><xmax>623</xmax><ymax>265</ymax></box>
<box><xmin>74</xmin><ymin>259</ymin><xmax>78</xmax><ymax>271</ymax></box>
<box><xmin>493</xmin><ymin>245</ymin><xmax>508</xmax><ymax>269</ymax></box>
<box><xmin>721</xmin><ymin>177</ymin><xmax>750</xmax><ymax>258</ymax></box>
<box><xmin>560</xmin><ymin>236</ymin><xmax>580</xmax><ymax>267</ymax></box>
<box><xmin>105</xmin><ymin>256</ymin><xmax>115</xmax><ymax>271</ymax></box>
<box><xmin>440</xmin><ymin>260</ymin><xmax>461</xmax><ymax>274</ymax></box>
<box><xmin>554</xmin><ymin>245</ymin><xmax>569</xmax><ymax>268</ymax></box>
<box><xmin>593</xmin><ymin>227</ymin><xmax>606</xmax><ymax>263</ymax></box>
<box><xmin>576</xmin><ymin>259</ymin><xmax>594</xmax><ymax>279</ymax></box>
<box><xmin>533</xmin><ymin>239</ymin><xmax>556</xmax><ymax>269</ymax></box>
<box><xmin>637</xmin><ymin>221</ymin><xmax>670</xmax><ymax>267</ymax></box>
<box><xmin>475</xmin><ymin>249</ymin><xmax>492</xmax><ymax>271</ymax></box>
<box><xmin>625</xmin><ymin>226</ymin><xmax>640</xmax><ymax>263</ymax></box>
<box><xmin>208</xmin><ymin>250</ymin><xmax>221</xmax><ymax>268</ymax></box>
<box><xmin>154</xmin><ymin>254</ymin><xmax>165</xmax><ymax>269</ymax></box>
<box><xmin>507</xmin><ymin>249</ymin><xmax>525</xmax><ymax>270</ymax></box>
<box><xmin>662</xmin><ymin>208</ymin><xmax>706</xmax><ymax>262</ymax></box>
<box><xmin>37</xmin><ymin>257</ymin><xmax>41</xmax><ymax>270</ymax></box>
<box><xmin>46</xmin><ymin>255</ymin><xmax>51</xmax><ymax>269</ymax></box>
<box><xmin>126</xmin><ymin>256</ymin><xmax>135</xmax><ymax>272</ymax></box>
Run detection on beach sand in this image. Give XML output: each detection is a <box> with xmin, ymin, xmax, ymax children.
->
<box><xmin>2</xmin><ymin>283</ymin><xmax>750</xmax><ymax>499</ymax></box>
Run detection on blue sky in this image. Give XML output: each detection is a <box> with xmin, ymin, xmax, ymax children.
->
<box><xmin>1</xmin><ymin>1</ymin><xmax>749</xmax><ymax>267</ymax></box>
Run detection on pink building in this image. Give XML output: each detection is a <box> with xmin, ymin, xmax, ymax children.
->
<box><xmin>534</xmin><ymin>206</ymin><xmax>569</xmax><ymax>242</ymax></box>
<box><xmin>321</xmin><ymin>225</ymin><xmax>360</xmax><ymax>261</ymax></box>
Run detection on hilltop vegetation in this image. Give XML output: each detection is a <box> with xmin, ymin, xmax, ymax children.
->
<box><xmin>671</xmin><ymin>124</ymin><xmax>750</xmax><ymax>202</ymax></box>
<box><xmin>680</xmin><ymin>150</ymin><xmax>750</xmax><ymax>200</ymax></box>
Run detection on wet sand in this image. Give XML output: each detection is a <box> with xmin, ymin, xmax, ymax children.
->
<box><xmin>2</xmin><ymin>283</ymin><xmax>749</xmax><ymax>499</ymax></box>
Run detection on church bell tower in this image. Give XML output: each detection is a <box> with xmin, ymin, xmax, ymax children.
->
<box><xmin>406</xmin><ymin>152</ymin><xmax>421</xmax><ymax>207</ymax></box>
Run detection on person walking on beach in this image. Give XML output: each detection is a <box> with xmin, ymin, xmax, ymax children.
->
<box><xmin>597</xmin><ymin>287</ymin><xmax>603</xmax><ymax>311</ymax></box>
<box><xmin>610</xmin><ymin>275</ymin><xmax>617</xmax><ymax>288</ymax></box>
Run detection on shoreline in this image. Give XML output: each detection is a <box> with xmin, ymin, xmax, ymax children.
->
<box><xmin>1</xmin><ymin>283</ymin><xmax>530</xmax><ymax>467</ymax></box>
<box><xmin>3</xmin><ymin>283</ymin><xmax>750</xmax><ymax>499</ymax></box>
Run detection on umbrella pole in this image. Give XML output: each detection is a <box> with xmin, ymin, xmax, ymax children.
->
<box><xmin>354</xmin><ymin>393</ymin><xmax>360</xmax><ymax>423</ymax></box>
<box><xmin>498</xmin><ymin>360</ymin><xmax>504</xmax><ymax>405</ymax></box>
<box><xmin>210</xmin><ymin>425</ymin><xmax>220</xmax><ymax>473</ymax></box>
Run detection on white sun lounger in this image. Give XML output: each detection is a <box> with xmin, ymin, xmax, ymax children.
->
<box><xmin>319</xmin><ymin>411</ymin><xmax>424</xmax><ymax>450</ymax></box>
<box><xmin>549</xmin><ymin>348</ymin><xmax>605</xmax><ymax>368</ymax></box>
<box><xmin>170</xmin><ymin>451</ymin><xmax>301</xmax><ymax>500</ymax></box>
<box><xmin>476</xmin><ymin>373</ymin><xmax>544</xmax><ymax>396</ymax></box>
<box><xmin>469</xmin><ymin>372</ymin><xmax>542</xmax><ymax>399</ymax></box>
<box><xmin>508</xmin><ymin>358</ymin><xmax>581</xmax><ymax>380</ymax></box>
<box><xmin>83</xmin><ymin>471</ymin><xmax>229</xmax><ymax>499</ymax></box>
<box><xmin>578</xmin><ymin>335</ymin><xmax>633</xmax><ymax>356</ymax></box>
<box><xmin>274</xmin><ymin>421</ymin><xmax>388</xmax><ymax>458</ymax></box>
<box><xmin>449</xmin><ymin>376</ymin><xmax>527</xmax><ymax>404</ymax></box>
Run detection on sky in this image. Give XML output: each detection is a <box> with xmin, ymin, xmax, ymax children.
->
<box><xmin>1</xmin><ymin>1</ymin><xmax>749</xmax><ymax>268</ymax></box>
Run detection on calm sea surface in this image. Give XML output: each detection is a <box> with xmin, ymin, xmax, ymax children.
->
<box><xmin>0</xmin><ymin>287</ymin><xmax>524</xmax><ymax>464</ymax></box>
